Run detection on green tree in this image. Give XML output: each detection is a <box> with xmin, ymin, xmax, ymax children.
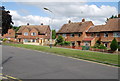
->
<box><xmin>106</xmin><ymin>15</ymin><xmax>118</xmax><ymax>23</ymax></box>
<box><xmin>1</xmin><ymin>6</ymin><xmax>13</xmax><ymax>35</ymax></box>
<box><xmin>110</xmin><ymin>38</ymin><xmax>118</xmax><ymax>51</ymax></box>
<box><xmin>56</xmin><ymin>35</ymin><xmax>64</xmax><ymax>45</ymax></box>
<box><xmin>52</xmin><ymin>29</ymin><xmax>56</xmax><ymax>39</ymax></box>
<box><xmin>98</xmin><ymin>44</ymin><xmax>107</xmax><ymax>49</ymax></box>
<box><xmin>96</xmin><ymin>40</ymin><xmax>101</xmax><ymax>45</ymax></box>
<box><xmin>12</xmin><ymin>26</ymin><xmax>20</xmax><ymax>32</ymax></box>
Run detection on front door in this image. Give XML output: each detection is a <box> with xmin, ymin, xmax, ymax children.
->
<box><xmin>77</xmin><ymin>41</ymin><xmax>81</xmax><ymax>47</ymax></box>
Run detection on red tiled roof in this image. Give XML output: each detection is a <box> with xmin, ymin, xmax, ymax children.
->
<box><xmin>57</xmin><ymin>21</ymin><xmax>94</xmax><ymax>33</ymax></box>
<box><xmin>17</xmin><ymin>25</ymin><xmax>50</xmax><ymax>34</ymax></box>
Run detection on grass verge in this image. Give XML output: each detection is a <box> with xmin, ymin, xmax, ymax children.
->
<box><xmin>3</xmin><ymin>43</ymin><xmax>120</xmax><ymax>67</ymax></box>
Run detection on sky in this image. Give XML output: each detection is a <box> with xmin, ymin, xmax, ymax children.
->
<box><xmin>1</xmin><ymin>1</ymin><xmax>119</xmax><ymax>31</ymax></box>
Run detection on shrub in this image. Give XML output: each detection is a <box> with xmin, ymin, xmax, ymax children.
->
<box><xmin>118</xmin><ymin>46</ymin><xmax>120</xmax><ymax>51</ymax></box>
<box><xmin>56</xmin><ymin>35</ymin><xmax>64</xmax><ymax>44</ymax></box>
<box><xmin>3</xmin><ymin>38</ymin><xmax>8</xmax><ymax>42</ymax></box>
<box><xmin>63</xmin><ymin>41</ymin><xmax>70</xmax><ymax>46</ymax></box>
<box><xmin>110</xmin><ymin>38</ymin><xmax>118</xmax><ymax>51</ymax></box>
<box><xmin>96</xmin><ymin>40</ymin><xmax>101</xmax><ymax>45</ymax></box>
<box><xmin>92</xmin><ymin>43</ymin><xmax>99</xmax><ymax>48</ymax></box>
<box><xmin>98</xmin><ymin>44</ymin><xmax>107</xmax><ymax>49</ymax></box>
<box><xmin>0</xmin><ymin>38</ymin><xmax>3</xmax><ymax>41</ymax></box>
<box><xmin>81</xmin><ymin>46</ymin><xmax>86</xmax><ymax>50</ymax></box>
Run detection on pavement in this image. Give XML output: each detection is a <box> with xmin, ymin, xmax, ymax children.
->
<box><xmin>2</xmin><ymin>45</ymin><xmax>119</xmax><ymax>79</ymax></box>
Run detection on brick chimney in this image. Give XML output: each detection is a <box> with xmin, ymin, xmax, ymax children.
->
<box><xmin>82</xmin><ymin>18</ymin><xmax>85</xmax><ymax>22</ymax></box>
<box><xmin>68</xmin><ymin>20</ymin><xmax>71</xmax><ymax>23</ymax></box>
<box><xmin>27</xmin><ymin>23</ymin><xmax>29</xmax><ymax>25</ymax></box>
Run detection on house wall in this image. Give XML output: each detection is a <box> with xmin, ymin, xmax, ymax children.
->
<box><xmin>17</xmin><ymin>27</ymin><xmax>51</xmax><ymax>46</ymax></box>
<box><xmin>3</xmin><ymin>29</ymin><xmax>16</xmax><ymax>42</ymax></box>
<box><xmin>85</xmin><ymin>32</ymin><xmax>120</xmax><ymax>48</ymax></box>
<box><xmin>57</xmin><ymin>22</ymin><xmax>94</xmax><ymax>47</ymax></box>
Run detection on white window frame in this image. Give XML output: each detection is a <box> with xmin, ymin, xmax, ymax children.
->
<box><xmin>96</xmin><ymin>33</ymin><xmax>100</xmax><ymax>37</ymax></box>
<box><xmin>70</xmin><ymin>34</ymin><xmax>74</xmax><ymax>37</ymax></box>
<box><xmin>24</xmin><ymin>39</ymin><xmax>28</xmax><ymax>42</ymax></box>
<box><xmin>31</xmin><ymin>39</ymin><xmax>36</xmax><ymax>42</ymax></box>
<box><xmin>62</xmin><ymin>34</ymin><xmax>66</xmax><ymax>37</ymax></box>
<box><xmin>113</xmin><ymin>32</ymin><xmax>120</xmax><ymax>37</ymax></box>
<box><xmin>24</xmin><ymin>32</ymin><xmax>28</xmax><ymax>36</ymax></box>
<box><xmin>31</xmin><ymin>32</ymin><xmax>36</xmax><ymax>36</ymax></box>
<box><xmin>104</xmin><ymin>33</ymin><xmax>108</xmax><ymax>37</ymax></box>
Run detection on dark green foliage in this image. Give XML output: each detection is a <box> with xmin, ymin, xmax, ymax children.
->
<box><xmin>91</xmin><ymin>40</ymin><xmax>106</xmax><ymax>50</ymax></box>
<box><xmin>63</xmin><ymin>41</ymin><xmax>70</xmax><ymax>46</ymax></box>
<box><xmin>56</xmin><ymin>35</ymin><xmax>64</xmax><ymax>44</ymax></box>
<box><xmin>96</xmin><ymin>40</ymin><xmax>101</xmax><ymax>45</ymax></box>
<box><xmin>92</xmin><ymin>43</ymin><xmax>99</xmax><ymax>48</ymax></box>
<box><xmin>52</xmin><ymin>30</ymin><xmax>56</xmax><ymax>39</ymax></box>
<box><xmin>110</xmin><ymin>38</ymin><xmax>118</xmax><ymax>51</ymax></box>
<box><xmin>118</xmin><ymin>46</ymin><xmax>120</xmax><ymax>51</ymax></box>
<box><xmin>55</xmin><ymin>36</ymin><xmax>70</xmax><ymax>46</ymax></box>
<box><xmin>98</xmin><ymin>44</ymin><xmax>107</xmax><ymax>49</ymax></box>
<box><xmin>12</xmin><ymin>26</ymin><xmax>20</xmax><ymax>32</ymax></box>
<box><xmin>106</xmin><ymin>15</ymin><xmax>118</xmax><ymax>23</ymax></box>
<box><xmin>1</xmin><ymin>6</ymin><xmax>13</xmax><ymax>35</ymax></box>
<box><xmin>91</xmin><ymin>40</ymin><xmax>101</xmax><ymax>48</ymax></box>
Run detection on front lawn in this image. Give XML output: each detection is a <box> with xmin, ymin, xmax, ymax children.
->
<box><xmin>3</xmin><ymin>43</ymin><xmax>119</xmax><ymax>67</ymax></box>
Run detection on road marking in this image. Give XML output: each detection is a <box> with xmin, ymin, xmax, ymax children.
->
<box><xmin>0</xmin><ymin>73</ymin><xmax>22</xmax><ymax>81</ymax></box>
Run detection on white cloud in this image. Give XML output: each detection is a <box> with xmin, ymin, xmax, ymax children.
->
<box><xmin>9</xmin><ymin>3</ymin><xmax>118</xmax><ymax>31</ymax></box>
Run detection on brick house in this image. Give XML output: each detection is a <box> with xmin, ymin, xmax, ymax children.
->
<box><xmin>87</xmin><ymin>18</ymin><xmax>120</xmax><ymax>48</ymax></box>
<box><xmin>3</xmin><ymin>29</ymin><xmax>16</xmax><ymax>41</ymax></box>
<box><xmin>57</xmin><ymin>19</ymin><xmax>94</xmax><ymax>47</ymax></box>
<box><xmin>57</xmin><ymin>18</ymin><xmax>120</xmax><ymax>49</ymax></box>
<box><xmin>17</xmin><ymin>24</ymin><xmax>51</xmax><ymax>46</ymax></box>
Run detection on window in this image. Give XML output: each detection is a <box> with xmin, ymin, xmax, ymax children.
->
<box><xmin>24</xmin><ymin>39</ymin><xmax>28</xmax><ymax>42</ymax></box>
<box><xmin>104</xmin><ymin>43</ymin><xmax>108</xmax><ymax>47</ymax></box>
<box><xmin>70</xmin><ymin>34</ymin><xmax>74</xmax><ymax>37</ymax></box>
<box><xmin>96</xmin><ymin>33</ymin><xmax>100</xmax><ymax>37</ymax></box>
<box><xmin>78</xmin><ymin>33</ymin><xmax>81</xmax><ymax>37</ymax></box>
<box><xmin>91</xmin><ymin>33</ymin><xmax>94</xmax><ymax>37</ymax></box>
<box><xmin>24</xmin><ymin>32</ymin><xmax>28</xmax><ymax>36</ymax></box>
<box><xmin>62</xmin><ymin>34</ymin><xmax>66</xmax><ymax>37</ymax></box>
<box><xmin>113</xmin><ymin>32</ymin><xmax>120</xmax><ymax>37</ymax></box>
<box><xmin>58</xmin><ymin>34</ymin><xmax>60</xmax><ymax>36</ymax></box>
<box><xmin>104</xmin><ymin>33</ymin><xmax>108</xmax><ymax>37</ymax></box>
<box><xmin>31</xmin><ymin>39</ymin><xmax>36</xmax><ymax>42</ymax></box>
<box><xmin>31</xmin><ymin>32</ymin><xmax>36</xmax><ymax>36</ymax></box>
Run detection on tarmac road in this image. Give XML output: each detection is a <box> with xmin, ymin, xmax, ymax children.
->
<box><xmin>2</xmin><ymin>45</ymin><xmax>118</xmax><ymax>79</ymax></box>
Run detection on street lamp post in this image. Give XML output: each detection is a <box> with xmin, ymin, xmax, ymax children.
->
<box><xmin>44</xmin><ymin>7</ymin><xmax>53</xmax><ymax>48</ymax></box>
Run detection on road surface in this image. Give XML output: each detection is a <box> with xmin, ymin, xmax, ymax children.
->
<box><xmin>2</xmin><ymin>45</ymin><xmax>118</xmax><ymax>79</ymax></box>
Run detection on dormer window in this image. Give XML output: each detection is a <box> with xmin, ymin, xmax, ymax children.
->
<box><xmin>24</xmin><ymin>32</ymin><xmax>28</xmax><ymax>36</ymax></box>
<box><xmin>31</xmin><ymin>32</ymin><xmax>36</xmax><ymax>36</ymax></box>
